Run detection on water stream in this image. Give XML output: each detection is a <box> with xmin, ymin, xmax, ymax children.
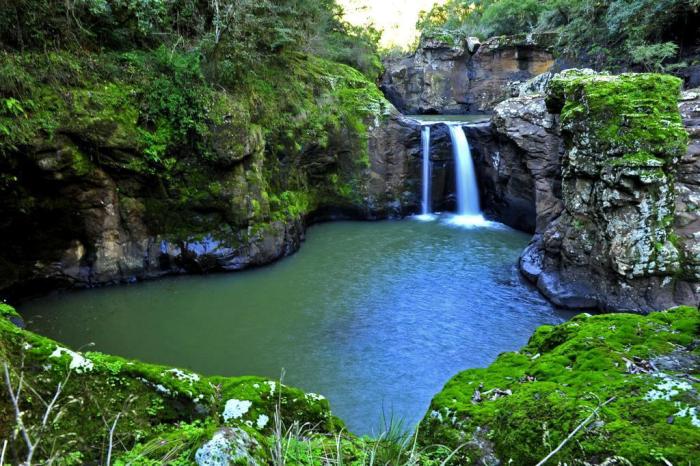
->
<box><xmin>421</xmin><ymin>125</ymin><xmax>432</xmax><ymax>216</ymax></box>
<box><xmin>21</xmin><ymin>219</ymin><xmax>574</xmax><ymax>435</ymax></box>
<box><xmin>448</xmin><ymin>124</ymin><xmax>483</xmax><ymax>222</ymax></box>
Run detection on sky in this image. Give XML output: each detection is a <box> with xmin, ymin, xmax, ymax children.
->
<box><xmin>337</xmin><ymin>0</ymin><xmax>444</xmax><ymax>49</ymax></box>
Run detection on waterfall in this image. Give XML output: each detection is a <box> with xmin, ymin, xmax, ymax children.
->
<box><xmin>421</xmin><ymin>125</ymin><xmax>432</xmax><ymax>215</ymax></box>
<box><xmin>447</xmin><ymin>124</ymin><xmax>483</xmax><ymax>220</ymax></box>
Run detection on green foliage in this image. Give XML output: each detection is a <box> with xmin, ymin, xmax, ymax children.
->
<box><xmin>629</xmin><ymin>42</ymin><xmax>680</xmax><ymax>72</ymax></box>
<box><xmin>416</xmin><ymin>0</ymin><xmax>700</xmax><ymax>70</ymax></box>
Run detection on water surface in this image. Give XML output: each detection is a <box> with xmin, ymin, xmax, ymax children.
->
<box><xmin>22</xmin><ymin>217</ymin><xmax>573</xmax><ymax>435</ymax></box>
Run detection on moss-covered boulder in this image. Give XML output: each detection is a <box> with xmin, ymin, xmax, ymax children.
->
<box><xmin>419</xmin><ymin>306</ymin><xmax>700</xmax><ymax>465</ymax></box>
<box><xmin>0</xmin><ymin>305</ymin><xmax>342</xmax><ymax>464</ymax></box>
<box><xmin>521</xmin><ymin>70</ymin><xmax>697</xmax><ymax>311</ymax></box>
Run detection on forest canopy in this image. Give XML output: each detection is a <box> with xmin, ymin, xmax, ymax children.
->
<box><xmin>417</xmin><ymin>0</ymin><xmax>700</xmax><ymax>70</ymax></box>
<box><xmin>0</xmin><ymin>0</ymin><xmax>383</xmax><ymax>79</ymax></box>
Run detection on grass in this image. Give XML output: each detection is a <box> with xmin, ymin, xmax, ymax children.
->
<box><xmin>267</xmin><ymin>373</ymin><xmax>464</xmax><ymax>465</ymax></box>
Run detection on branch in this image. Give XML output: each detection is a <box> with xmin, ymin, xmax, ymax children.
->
<box><xmin>1</xmin><ymin>439</ymin><xmax>7</xmax><ymax>465</ymax></box>
<box><xmin>106</xmin><ymin>413</ymin><xmax>121</xmax><ymax>466</ymax></box>
<box><xmin>3</xmin><ymin>363</ymin><xmax>34</xmax><ymax>458</ymax></box>
<box><xmin>536</xmin><ymin>397</ymin><xmax>616</xmax><ymax>466</ymax></box>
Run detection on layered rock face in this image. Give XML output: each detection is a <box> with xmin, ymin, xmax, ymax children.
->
<box><xmin>381</xmin><ymin>33</ymin><xmax>556</xmax><ymax>114</ymax></box>
<box><xmin>467</xmin><ymin>94</ymin><xmax>563</xmax><ymax>233</ymax></box>
<box><xmin>508</xmin><ymin>72</ymin><xmax>699</xmax><ymax>312</ymax></box>
<box><xmin>0</xmin><ymin>54</ymin><xmax>425</xmax><ymax>300</ymax></box>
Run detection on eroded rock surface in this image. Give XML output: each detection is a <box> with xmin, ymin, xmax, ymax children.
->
<box><xmin>522</xmin><ymin>72</ymin><xmax>698</xmax><ymax>311</ymax></box>
<box><xmin>381</xmin><ymin>33</ymin><xmax>556</xmax><ymax>114</ymax></box>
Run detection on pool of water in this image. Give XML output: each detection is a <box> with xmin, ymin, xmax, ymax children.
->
<box><xmin>20</xmin><ymin>216</ymin><xmax>574</xmax><ymax>435</ymax></box>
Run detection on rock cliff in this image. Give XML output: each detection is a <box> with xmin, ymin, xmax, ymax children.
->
<box><xmin>470</xmin><ymin>71</ymin><xmax>700</xmax><ymax>312</ymax></box>
<box><xmin>0</xmin><ymin>52</ymin><xmax>423</xmax><ymax>300</ymax></box>
<box><xmin>381</xmin><ymin>33</ymin><xmax>556</xmax><ymax>114</ymax></box>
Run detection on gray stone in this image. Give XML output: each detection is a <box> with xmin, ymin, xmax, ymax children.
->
<box><xmin>381</xmin><ymin>33</ymin><xmax>557</xmax><ymax>114</ymax></box>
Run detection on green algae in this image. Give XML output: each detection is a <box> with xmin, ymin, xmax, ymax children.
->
<box><xmin>419</xmin><ymin>307</ymin><xmax>700</xmax><ymax>465</ymax></box>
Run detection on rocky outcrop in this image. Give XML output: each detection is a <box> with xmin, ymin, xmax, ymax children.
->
<box><xmin>676</xmin><ymin>88</ymin><xmax>700</xmax><ymax>284</ymax></box>
<box><xmin>381</xmin><ymin>33</ymin><xmax>556</xmax><ymax>114</ymax></box>
<box><xmin>468</xmin><ymin>72</ymin><xmax>700</xmax><ymax>312</ymax></box>
<box><xmin>519</xmin><ymin>72</ymin><xmax>699</xmax><ymax>312</ymax></box>
<box><xmin>467</xmin><ymin>94</ymin><xmax>563</xmax><ymax>233</ymax></box>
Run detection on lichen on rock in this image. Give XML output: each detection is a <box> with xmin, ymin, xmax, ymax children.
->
<box><xmin>518</xmin><ymin>70</ymin><xmax>697</xmax><ymax>312</ymax></box>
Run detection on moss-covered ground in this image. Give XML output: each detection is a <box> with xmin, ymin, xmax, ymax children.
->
<box><xmin>419</xmin><ymin>306</ymin><xmax>700</xmax><ymax>465</ymax></box>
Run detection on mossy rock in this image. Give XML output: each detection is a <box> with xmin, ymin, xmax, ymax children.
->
<box><xmin>419</xmin><ymin>307</ymin><xmax>700</xmax><ymax>465</ymax></box>
<box><xmin>546</xmin><ymin>71</ymin><xmax>688</xmax><ymax>164</ymax></box>
<box><xmin>0</xmin><ymin>305</ymin><xmax>342</xmax><ymax>464</ymax></box>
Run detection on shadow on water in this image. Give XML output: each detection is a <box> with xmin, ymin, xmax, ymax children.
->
<box><xmin>21</xmin><ymin>216</ymin><xmax>577</xmax><ymax>436</ymax></box>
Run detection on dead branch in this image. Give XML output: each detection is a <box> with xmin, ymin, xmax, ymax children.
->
<box><xmin>1</xmin><ymin>439</ymin><xmax>7</xmax><ymax>465</ymax></box>
<box><xmin>4</xmin><ymin>363</ymin><xmax>33</xmax><ymax>461</ymax></box>
<box><xmin>536</xmin><ymin>397</ymin><xmax>616</xmax><ymax>466</ymax></box>
<box><xmin>3</xmin><ymin>361</ymin><xmax>71</xmax><ymax>466</ymax></box>
<box><xmin>106</xmin><ymin>413</ymin><xmax>121</xmax><ymax>466</ymax></box>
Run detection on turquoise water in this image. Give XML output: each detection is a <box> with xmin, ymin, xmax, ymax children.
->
<box><xmin>21</xmin><ymin>216</ymin><xmax>574</xmax><ymax>435</ymax></box>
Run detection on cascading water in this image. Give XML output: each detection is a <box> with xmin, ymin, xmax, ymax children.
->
<box><xmin>447</xmin><ymin>124</ymin><xmax>485</xmax><ymax>225</ymax></box>
<box><xmin>421</xmin><ymin>125</ymin><xmax>432</xmax><ymax>216</ymax></box>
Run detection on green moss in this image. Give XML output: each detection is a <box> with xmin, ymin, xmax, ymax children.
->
<box><xmin>547</xmin><ymin>72</ymin><xmax>688</xmax><ymax>163</ymax></box>
<box><xmin>0</xmin><ymin>302</ymin><xmax>20</xmax><ymax>319</ymax></box>
<box><xmin>0</xmin><ymin>304</ymin><xmax>341</xmax><ymax>464</ymax></box>
<box><xmin>419</xmin><ymin>307</ymin><xmax>700</xmax><ymax>465</ymax></box>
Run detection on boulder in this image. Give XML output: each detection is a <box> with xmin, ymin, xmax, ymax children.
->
<box><xmin>418</xmin><ymin>307</ymin><xmax>700</xmax><ymax>463</ymax></box>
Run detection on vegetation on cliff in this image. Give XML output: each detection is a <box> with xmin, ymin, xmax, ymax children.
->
<box><xmin>0</xmin><ymin>0</ymin><xmax>393</xmax><ymax>296</ymax></box>
<box><xmin>417</xmin><ymin>0</ymin><xmax>700</xmax><ymax>71</ymax></box>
